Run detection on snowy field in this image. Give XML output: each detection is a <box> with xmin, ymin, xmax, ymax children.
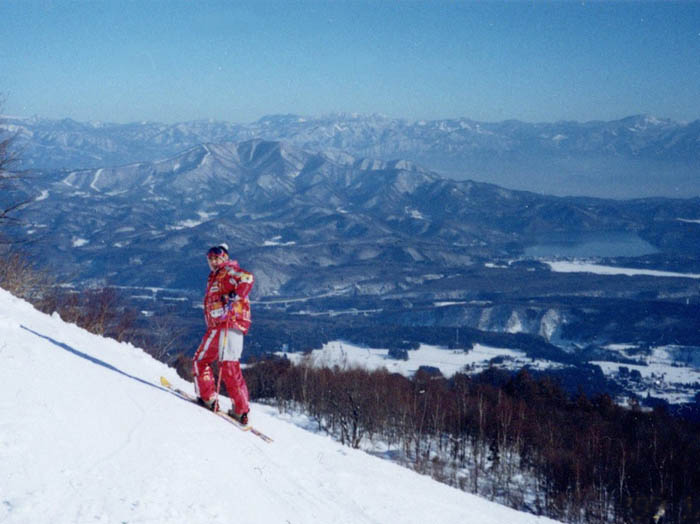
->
<box><xmin>592</xmin><ymin>344</ymin><xmax>700</xmax><ymax>404</ymax></box>
<box><xmin>544</xmin><ymin>260</ymin><xmax>700</xmax><ymax>279</ymax></box>
<box><xmin>276</xmin><ymin>340</ymin><xmax>566</xmax><ymax>378</ymax></box>
<box><xmin>277</xmin><ymin>341</ymin><xmax>699</xmax><ymax>405</ymax></box>
<box><xmin>0</xmin><ymin>287</ymin><xmax>559</xmax><ymax>524</ymax></box>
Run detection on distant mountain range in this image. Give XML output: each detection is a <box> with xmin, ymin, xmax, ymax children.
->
<box><xmin>3</xmin><ymin>113</ymin><xmax>699</xmax><ymax>197</ymax></box>
<box><xmin>7</xmin><ymin>137</ymin><xmax>700</xmax><ymax>391</ymax></box>
<box><xmin>4</xmin><ymin>118</ymin><xmax>699</xmax><ymax>403</ymax></box>
<box><xmin>12</xmin><ymin>139</ymin><xmax>700</xmax><ymax>297</ymax></box>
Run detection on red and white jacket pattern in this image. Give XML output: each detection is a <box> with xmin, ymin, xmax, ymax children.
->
<box><xmin>203</xmin><ymin>259</ymin><xmax>254</xmax><ymax>334</ymax></box>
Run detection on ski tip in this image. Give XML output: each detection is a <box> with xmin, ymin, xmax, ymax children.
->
<box><xmin>160</xmin><ymin>376</ymin><xmax>172</xmax><ymax>388</ymax></box>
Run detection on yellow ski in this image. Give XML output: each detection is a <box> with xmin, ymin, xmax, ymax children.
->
<box><xmin>159</xmin><ymin>376</ymin><xmax>273</xmax><ymax>443</ymax></box>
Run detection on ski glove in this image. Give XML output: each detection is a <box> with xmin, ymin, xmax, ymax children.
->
<box><xmin>222</xmin><ymin>292</ymin><xmax>239</xmax><ymax>305</ymax></box>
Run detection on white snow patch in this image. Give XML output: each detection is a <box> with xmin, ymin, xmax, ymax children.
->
<box><xmin>35</xmin><ymin>190</ymin><xmax>49</xmax><ymax>201</ymax></box>
<box><xmin>257</xmin><ymin>174</ymin><xmax>279</xmax><ymax>190</ymax></box>
<box><xmin>406</xmin><ymin>207</ymin><xmax>425</xmax><ymax>219</ymax></box>
<box><xmin>173</xmin><ymin>219</ymin><xmax>199</xmax><ymax>229</ymax></box>
<box><xmin>198</xmin><ymin>146</ymin><xmax>212</xmax><ymax>167</ymax></box>
<box><xmin>71</xmin><ymin>237</ymin><xmax>89</xmax><ymax>247</ymax></box>
<box><xmin>474</xmin><ymin>124</ymin><xmax>495</xmax><ymax>136</ymax></box>
<box><xmin>539</xmin><ymin>309</ymin><xmax>561</xmax><ymax>341</ymax></box>
<box><xmin>435</xmin><ymin>301</ymin><xmax>469</xmax><ymax>307</ymax></box>
<box><xmin>593</xmin><ymin>358</ymin><xmax>700</xmax><ymax>405</ymax></box>
<box><xmin>90</xmin><ymin>168</ymin><xmax>104</xmax><ymax>191</ymax></box>
<box><xmin>677</xmin><ymin>218</ymin><xmax>700</xmax><ymax>224</ymax></box>
<box><xmin>278</xmin><ymin>341</ymin><xmax>565</xmax><ymax>379</ymax></box>
<box><xmin>0</xmin><ymin>123</ymin><xmax>31</xmax><ymax>135</ymax></box>
<box><xmin>604</xmin><ymin>343</ymin><xmax>638</xmax><ymax>352</ymax></box>
<box><xmin>406</xmin><ymin>274</ymin><xmax>444</xmax><ymax>285</ymax></box>
<box><xmin>506</xmin><ymin>311</ymin><xmax>524</xmax><ymax>334</ymax></box>
<box><xmin>593</xmin><ymin>343</ymin><xmax>700</xmax><ymax>404</ymax></box>
<box><xmin>169</xmin><ymin>211</ymin><xmax>217</xmax><ymax>230</ymax></box>
<box><xmin>263</xmin><ymin>236</ymin><xmax>297</xmax><ymax>247</ymax></box>
<box><xmin>61</xmin><ymin>172</ymin><xmax>78</xmax><ymax>187</ymax></box>
<box><xmin>545</xmin><ymin>260</ymin><xmax>700</xmax><ymax>279</ymax></box>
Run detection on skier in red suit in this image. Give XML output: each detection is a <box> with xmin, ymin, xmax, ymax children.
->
<box><xmin>193</xmin><ymin>243</ymin><xmax>254</xmax><ymax>424</ymax></box>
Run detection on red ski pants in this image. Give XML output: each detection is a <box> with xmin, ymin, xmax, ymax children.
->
<box><xmin>192</xmin><ymin>327</ymin><xmax>250</xmax><ymax>415</ymax></box>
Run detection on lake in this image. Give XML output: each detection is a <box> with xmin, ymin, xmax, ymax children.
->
<box><xmin>523</xmin><ymin>231</ymin><xmax>659</xmax><ymax>258</ymax></box>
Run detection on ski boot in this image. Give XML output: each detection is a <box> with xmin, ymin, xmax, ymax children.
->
<box><xmin>228</xmin><ymin>409</ymin><xmax>249</xmax><ymax>425</ymax></box>
<box><xmin>197</xmin><ymin>397</ymin><xmax>217</xmax><ymax>411</ymax></box>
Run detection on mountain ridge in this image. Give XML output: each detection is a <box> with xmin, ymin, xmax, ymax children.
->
<box><xmin>4</xmin><ymin>112</ymin><xmax>699</xmax><ymax>197</ymax></box>
<box><xmin>13</xmin><ymin>138</ymin><xmax>700</xmax><ymax>299</ymax></box>
<box><xmin>6</xmin><ymin>138</ymin><xmax>700</xmax><ymax>406</ymax></box>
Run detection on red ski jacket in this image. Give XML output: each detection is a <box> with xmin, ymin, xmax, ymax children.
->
<box><xmin>203</xmin><ymin>259</ymin><xmax>254</xmax><ymax>334</ymax></box>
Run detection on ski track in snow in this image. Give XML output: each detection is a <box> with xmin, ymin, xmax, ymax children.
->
<box><xmin>0</xmin><ymin>287</ymin><xmax>559</xmax><ymax>524</ymax></box>
<box><xmin>90</xmin><ymin>168</ymin><xmax>104</xmax><ymax>192</ymax></box>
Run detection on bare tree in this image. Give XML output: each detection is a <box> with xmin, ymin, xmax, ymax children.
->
<box><xmin>0</xmin><ymin>251</ymin><xmax>48</xmax><ymax>299</ymax></box>
<box><xmin>0</xmin><ymin>102</ymin><xmax>31</xmax><ymax>236</ymax></box>
<box><xmin>0</xmin><ymin>102</ymin><xmax>41</xmax><ymax>298</ymax></box>
<box><xmin>147</xmin><ymin>311</ymin><xmax>191</xmax><ymax>359</ymax></box>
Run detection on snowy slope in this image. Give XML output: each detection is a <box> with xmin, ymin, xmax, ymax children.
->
<box><xmin>277</xmin><ymin>340</ymin><xmax>566</xmax><ymax>378</ymax></box>
<box><xmin>0</xmin><ymin>287</ymin><xmax>559</xmax><ymax>524</ymax></box>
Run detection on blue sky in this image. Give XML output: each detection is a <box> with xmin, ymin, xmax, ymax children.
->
<box><xmin>2</xmin><ymin>0</ymin><xmax>699</xmax><ymax>124</ymax></box>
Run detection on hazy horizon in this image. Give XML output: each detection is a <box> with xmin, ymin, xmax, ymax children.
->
<box><xmin>3</xmin><ymin>110</ymin><xmax>696</xmax><ymax>128</ymax></box>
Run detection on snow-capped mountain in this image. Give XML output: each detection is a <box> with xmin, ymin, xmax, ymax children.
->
<box><xmin>8</xmin><ymin>137</ymin><xmax>700</xmax><ymax>378</ymax></box>
<box><xmin>5</xmin><ymin>134</ymin><xmax>700</xmax><ymax>406</ymax></box>
<box><xmin>14</xmin><ymin>138</ymin><xmax>700</xmax><ymax>298</ymax></box>
<box><xmin>4</xmin><ymin>113</ymin><xmax>699</xmax><ymax>197</ymax></box>
<box><xmin>0</xmin><ymin>286</ymin><xmax>561</xmax><ymax>524</ymax></box>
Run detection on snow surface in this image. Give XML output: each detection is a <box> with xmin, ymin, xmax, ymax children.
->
<box><xmin>35</xmin><ymin>190</ymin><xmax>49</xmax><ymax>202</ymax></box>
<box><xmin>90</xmin><ymin>168</ymin><xmax>104</xmax><ymax>192</ymax></box>
<box><xmin>405</xmin><ymin>207</ymin><xmax>425</xmax><ymax>220</ymax></box>
<box><xmin>71</xmin><ymin>237</ymin><xmax>89</xmax><ymax>248</ymax></box>
<box><xmin>263</xmin><ymin>236</ymin><xmax>297</xmax><ymax>247</ymax></box>
<box><xmin>276</xmin><ymin>340</ymin><xmax>565</xmax><ymax>379</ymax></box>
<box><xmin>592</xmin><ymin>344</ymin><xmax>700</xmax><ymax>404</ymax></box>
<box><xmin>545</xmin><ymin>260</ymin><xmax>700</xmax><ymax>279</ymax></box>
<box><xmin>0</xmin><ymin>287</ymin><xmax>558</xmax><ymax>524</ymax></box>
<box><xmin>168</xmin><ymin>211</ymin><xmax>218</xmax><ymax>230</ymax></box>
